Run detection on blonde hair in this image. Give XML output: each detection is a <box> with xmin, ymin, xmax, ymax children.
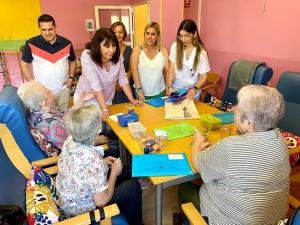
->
<box><xmin>143</xmin><ymin>22</ymin><xmax>161</xmax><ymax>48</ymax></box>
<box><xmin>237</xmin><ymin>85</ymin><xmax>285</xmax><ymax>132</ymax></box>
<box><xmin>17</xmin><ymin>80</ymin><xmax>47</xmax><ymax>111</ymax></box>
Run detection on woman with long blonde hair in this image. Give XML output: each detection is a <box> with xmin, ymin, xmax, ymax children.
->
<box><xmin>131</xmin><ymin>22</ymin><xmax>169</xmax><ymax>102</ymax></box>
<box><xmin>167</xmin><ymin>19</ymin><xmax>210</xmax><ymax>99</ymax></box>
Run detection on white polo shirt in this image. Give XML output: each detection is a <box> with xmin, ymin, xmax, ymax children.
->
<box><xmin>169</xmin><ymin>42</ymin><xmax>210</xmax><ymax>90</ymax></box>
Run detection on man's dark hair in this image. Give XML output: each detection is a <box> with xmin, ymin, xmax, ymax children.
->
<box><xmin>38</xmin><ymin>14</ymin><xmax>56</xmax><ymax>26</ymax></box>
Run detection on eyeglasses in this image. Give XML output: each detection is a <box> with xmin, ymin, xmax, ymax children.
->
<box><xmin>177</xmin><ymin>33</ymin><xmax>193</xmax><ymax>41</ymax></box>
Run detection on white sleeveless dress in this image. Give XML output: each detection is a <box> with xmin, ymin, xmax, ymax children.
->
<box><xmin>138</xmin><ymin>48</ymin><xmax>165</xmax><ymax>96</ymax></box>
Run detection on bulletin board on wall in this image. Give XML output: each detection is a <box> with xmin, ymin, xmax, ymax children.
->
<box><xmin>0</xmin><ymin>0</ymin><xmax>41</xmax><ymax>51</ymax></box>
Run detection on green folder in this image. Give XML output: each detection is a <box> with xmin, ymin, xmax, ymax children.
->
<box><xmin>154</xmin><ymin>123</ymin><xmax>194</xmax><ymax>141</ymax></box>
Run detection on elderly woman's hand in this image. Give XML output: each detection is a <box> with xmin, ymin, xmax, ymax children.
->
<box><xmin>111</xmin><ymin>158</ymin><xmax>123</xmax><ymax>176</ymax></box>
<box><xmin>192</xmin><ymin>129</ymin><xmax>211</xmax><ymax>152</ymax></box>
<box><xmin>194</xmin><ymin>130</ymin><xmax>207</xmax><ymax>144</ymax></box>
<box><xmin>103</xmin><ymin>156</ymin><xmax>116</xmax><ymax>166</ymax></box>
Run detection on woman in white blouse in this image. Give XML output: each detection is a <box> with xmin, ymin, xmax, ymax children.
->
<box><xmin>167</xmin><ymin>19</ymin><xmax>210</xmax><ymax>99</ymax></box>
<box><xmin>131</xmin><ymin>22</ymin><xmax>169</xmax><ymax>102</ymax></box>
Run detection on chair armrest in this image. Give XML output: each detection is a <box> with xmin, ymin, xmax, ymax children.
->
<box><xmin>54</xmin><ymin>203</ymin><xmax>120</xmax><ymax>225</ymax></box>
<box><xmin>181</xmin><ymin>203</ymin><xmax>207</xmax><ymax>225</ymax></box>
<box><xmin>289</xmin><ymin>147</ymin><xmax>300</xmax><ymax>155</ymax></box>
<box><xmin>289</xmin><ymin>195</ymin><xmax>300</xmax><ymax>209</ymax></box>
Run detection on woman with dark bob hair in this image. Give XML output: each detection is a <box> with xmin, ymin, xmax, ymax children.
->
<box><xmin>74</xmin><ymin>28</ymin><xmax>141</xmax><ymax>120</ymax></box>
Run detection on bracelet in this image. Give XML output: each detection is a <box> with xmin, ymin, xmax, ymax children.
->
<box><xmin>135</xmin><ymin>87</ymin><xmax>143</xmax><ymax>93</ymax></box>
<box><xmin>101</xmin><ymin>109</ymin><xmax>109</xmax><ymax>112</ymax></box>
<box><xmin>69</xmin><ymin>76</ymin><xmax>75</xmax><ymax>81</ymax></box>
<box><xmin>193</xmin><ymin>86</ymin><xmax>200</xmax><ymax>91</ymax></box>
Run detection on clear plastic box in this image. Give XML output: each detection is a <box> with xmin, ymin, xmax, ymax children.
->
<box><xmin>128</xmin><ymin>122</ymin><xmax>147</xmax><ymax>139</ymax></box>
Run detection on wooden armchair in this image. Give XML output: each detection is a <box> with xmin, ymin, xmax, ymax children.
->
<box><xmin>182</xmin><ymin>196</ymin><xmax>300</xmax><ymax>225</ymax></box>
<box><xmin>31</xmin><ymin>156</ymin><xmax>121</xmax><ymax>225</ymax></box>
<box><xmin>0</xmin><ymin>123</ymin><xmax>126</xmax><ymax>225</ymax></box>
<box><xmin>200</xmin><ymin>72</ymin><xmax>221</xmax><ymax>102</ymax></box>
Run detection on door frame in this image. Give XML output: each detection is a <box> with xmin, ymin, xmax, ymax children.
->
<box><xmin>94</xmin><ymin>5</ymin><xmax>133</xmax><ymax>47</ymax></box>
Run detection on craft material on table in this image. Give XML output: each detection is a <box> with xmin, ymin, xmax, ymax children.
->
<box><xmin>212</xmin><ymin>112</ymin><xmax>234</xmax><ymax>124</ymax></box>
<box><xmin>165</xmin><ymin>99</ymin><xmax>200</xmax><ymax>119</ymax></box>
<box><xmin>132</xmin><ymin>153</ymin><xmax>193</xmax><ymax>177</ymax></box>
<box><xmin>145</xmin><ymin>97</ymin><xmax>166</xmax><ymax>107</ymax></box>
<box><xmin>155</xmin><ymin>123</ymin><xmax>194</xmax><ymax>141</ymax></box>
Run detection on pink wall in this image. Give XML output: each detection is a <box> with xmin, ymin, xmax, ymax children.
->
<box><xmin>150</xmin><ymin>0</ymin><xmax>161</xmax><ymax>24</ymax></box>
<box><xmin>201</xmin><ymin>0</ymin><xmax>300</xmax><ymax>95</ymax></box>
<box><xmin>183</xmin><ymin>0</ymin><xmax>199</xmax><ymax>27</ymax></box>
<box><xmin>162</xmin><ymin>0</ymin><xmax>183</xmax><ymax>50</ymax></box>
<box><xmin>40</xmin><ymin>0</ymin><xmax>132</xmax><ymax>49</ymax></box>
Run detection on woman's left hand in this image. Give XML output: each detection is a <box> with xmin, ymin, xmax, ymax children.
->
<box><xmin>187</xmin><ymin>88</ymin><xmax>197</xmax><ymax>99</ymax></box>
<box><xmin>130</xmin><ymin>99</ymin><xmax>142</xmax><ymax>106</ymax></box>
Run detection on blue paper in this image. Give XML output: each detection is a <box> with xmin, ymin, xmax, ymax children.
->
<box><xmin>146</xmin><ymin>97</ymin><xmax>165</xmax><ymax>107</ymax></box>
<box><xmin>132</xmin><ymin>153</ymin><xmax>193</xmax><ymax>177</ymax></box>
<box><xmin>212</xmin><ymin>112</ymin><xmax>234</xmax><ymax>124</ymax></box>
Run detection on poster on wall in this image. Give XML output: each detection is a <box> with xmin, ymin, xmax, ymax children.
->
<box><xmin>85</xmin><ymin>19</ymin><xmax>95</xmax><ymax>32</ymax></box>
<box><xmin>0</xmin><ymin>0</ymin><xmax>41</xmax><ymax>50</ymax></box>
<box><xmin>184</xmin><ymin>0</ymin><xmax>191</xmax><ymax>8</ymax></box>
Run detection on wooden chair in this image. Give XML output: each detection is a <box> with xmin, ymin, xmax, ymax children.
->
<box><xmin>182</xmin><ymin>195</ymin><xmax>300</xmax><ymax>225</ymax></box>
<box><xmin>181</xmin><ymin>147</ymin><xmax>300</xmax><ymax>225</ymax></box>
<box><xmin>0</xmin><ymin>123</ymin><xmax>126</xmax><ymax>225</ymax></box>
<box><xmin>200</xmin><ymin>72</ymin><xmax>221</xmax><ymax>102</ymax></box>
<box><xmin>31</xmin><ymin>156</ymin><xmax>121</xmax><ymax>225</ymax></box>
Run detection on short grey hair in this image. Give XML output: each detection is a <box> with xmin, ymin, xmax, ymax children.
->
<box><xmin>65</xmin><ymin>105</ymin><xmax>102</xmax><ymax>145</ymax></box>
<box><xmin>17</xmin><ymin>80</ymin><xmax>47</xmax><ymax>111</ymax></box>
<box><xmin>237</xmin><ymin>85</ymin><xmax>285</xmax><ymax>132</ymax></box>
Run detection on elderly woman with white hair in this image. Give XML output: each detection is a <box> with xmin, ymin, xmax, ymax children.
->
<box><xmin>56</xmin><ymin>105</ymin><xmax>142</xmax><ymax>225</ymax></box>
<box><xmin>17</xmin><ymin>80</ymin><xmax>68</xmax><ymax>150</ymax></box>
<box><xmin>17</xmin><ymin>80</ymin><xmax>100</xmax><ymax>151</ymax></box>
<box><xmin>178</xmin><ymin>85</ymin><xmax>290</xmax><ymax>225</ymax></box>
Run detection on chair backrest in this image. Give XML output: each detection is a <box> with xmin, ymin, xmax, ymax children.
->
<box><xmin>0</xmin><ymin>86</ymin><xmax>46</xmax><ymax>162</ymax></box>
<box><xmin>277</xmin><ymin>72</ymin><xmax>300</xmax><ymax>136</ymax></box>
<box><xmin>207</xmin><ymin>72</ymin><xmax>221</xmax><ymax>86</ymax></box>
<box><xmin>222</xmin><ymin>60</ymin><xmax>273</xmax><ymax>105</ymax></box>
<box><xmin>0</xmin><ymin>139</ymin><xmax>27</xmax><ymax>216</ymax></box>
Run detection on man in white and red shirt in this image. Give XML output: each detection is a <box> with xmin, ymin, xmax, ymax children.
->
<box><xmin>21</xmin><ymin>14</ymin><xmax>76</xmax><ymax>109</ymax></box>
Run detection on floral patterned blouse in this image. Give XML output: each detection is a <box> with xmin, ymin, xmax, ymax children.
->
<box><xmin>28</xmin><ymin>107</ymin><xmax>67</xmax><ymax>150</ymax></box>
<box><xmin>56</xmin><ymin>136</ymin><xmax>107</xmax><ymax>218</ymax></box>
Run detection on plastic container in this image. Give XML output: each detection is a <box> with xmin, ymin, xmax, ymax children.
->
<box><xmin>128</xmin><ymin>122</ymin><xmax>147</xmax><ymax>139</ymax></box>
<box><xmin>200</xmin><ymin>114</ymin><xmax>222</xmax><ymax>130</ymax></box>
<box><xmin>117</xmin><ymin>112</ymin><xmax>138</xmax><ymax>127</ymax></box>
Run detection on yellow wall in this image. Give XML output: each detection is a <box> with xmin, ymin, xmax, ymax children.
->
<box><xmin>0</xmin><ymin>0</ymin><xmax>41</xmax><ymax>50</ymax></box>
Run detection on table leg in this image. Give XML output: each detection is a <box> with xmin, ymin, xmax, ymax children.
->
<box><xmin>118</xmin><ymin>139</ymin><xmax>128</xmax><ymax>168</ymax></box>
<box><xmin>155</xmin><ymin>183</ymin><xmax>162</xmax><ymax>225</ymax></box>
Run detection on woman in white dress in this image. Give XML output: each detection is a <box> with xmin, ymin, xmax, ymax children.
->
<box><xmin>167</xmin><ymin>19</ymin><xmax>210</xmax><ymax>99</ymax></box>
<box><xmin>131</xmin><ymin>22</ymin><xmax>169</xmax><ymax>102</ymax></box>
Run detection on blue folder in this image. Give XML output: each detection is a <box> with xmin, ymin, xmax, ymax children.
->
<box><xmin>132</xmin><ymin>153</ymin><xmax>193</xmax><ymax>177</ymax></box>
<box><xmin>212</xmin><ymin>112</ymin><xmax>234</xmax><ymax>124</ymax></box>
<box><xmin>145</xmin><ymin>97</ymin><xmax>165</xmax><ymax>107</ymax></box>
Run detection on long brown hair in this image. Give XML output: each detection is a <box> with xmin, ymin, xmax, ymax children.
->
<box><xmin>176</xmin><ymin>19</ymin><xmax>206</xmax><ymax>71</ymax></box>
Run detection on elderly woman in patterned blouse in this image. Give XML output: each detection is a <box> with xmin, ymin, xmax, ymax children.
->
<box><xmin>56</xmin><ymin>105</ymin><xmax>142</xmax><ymax>225</ymax></box>
<box><xmin>178</xmin><ymin>85</ymin><xmax>290</xmax><ymax>225</ymax></box>
<box><xmin>17</xmin><ymin>80</ymin><xmax>106</xmax><ymax>151</ymax></box>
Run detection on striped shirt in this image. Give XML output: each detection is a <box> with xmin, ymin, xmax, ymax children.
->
<box><xmin>197</xmin><ymin>129</ymin><xmax>290</xmax><ymax>225</ymax></box>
